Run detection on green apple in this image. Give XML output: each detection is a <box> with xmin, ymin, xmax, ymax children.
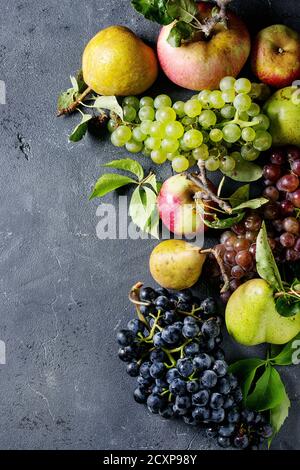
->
<box><xmin>225</xmin><ymin>279</ymin><xmax>300</xmax><ymax>345</ymax></box>
<box><xmin>264</xmin><ymin>86</ymin><xmax>300</xmax><ymax>146</ymax></box>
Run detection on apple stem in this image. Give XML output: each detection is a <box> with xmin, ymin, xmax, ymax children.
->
<box><xmin>199</xmin><ymin>0</ymin><xmax>233</xmax><ymax>37</ymax></box>
<box><xmin>57</xmin><ymin>86</ymin><xmax>93</xmax><ymax>116</ymax></box>
<box><xmin>188</xmin><ymin>162</ymin><xmax>233</xmax><ymax>214</ymax></box>
<box><xmin>201</xmin><ymin>248</ymin><xmax>230</xmax><ymax>293</ymax></box>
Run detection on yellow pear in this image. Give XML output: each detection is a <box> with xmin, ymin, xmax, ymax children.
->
<box><xmin>82</xmin><ymin>26</ymin><xmax>158</xmax><ymax>96</ymax></box>
<box><xmin>226</xmin><ymin>279</ymin><xmax>300</xmax><ymax>345</ymax></box>
<box><xmin>149</xmin><ymin>240</ymin><xmax>206</xmax><ymax>291</ymax></box>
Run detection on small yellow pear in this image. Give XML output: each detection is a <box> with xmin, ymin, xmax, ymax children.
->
<box><xmin>82</xmin><ymin>26</ymin><xmax>158</xmax><ymax>96</ymax></box>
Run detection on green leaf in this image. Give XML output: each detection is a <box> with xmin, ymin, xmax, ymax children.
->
<box><xmin>89</xmin><ymin>173</ymin><xmax>136</xmax><ymax>200</ymax></box>
<box><xmin>167</xmin><ymin>0</ymin><xmax>198</xmax><ymax>23</ymax></box>
<box><xmin>246</xmin><ymin>365</ymin><xmax>286</xmax><ymax>411</ymax></box>
<box><xmin>271</xmin><ymin>333</ymin><xmax>300</xmax><ymax>366</ymax></box>
<box><xmin>131</xmin><ymin>0</ymin><xmax>174</xmax><ymax>25</ymax></box>
<box><xmin>275</xmin><ymin>297</ymin><xmax>300</xmax><ymax>317</ymax></box>
<box><xmin>223</xmin><ymin>160</ymin><xmax>263</xmax><ymax>182</ymax></box>
<box><xmin>167</xmin><ymin>21</ymin><xmax>193</xmax><ymax>47</ymax></box>
<box><xmin>69</xmin><ymin>114</ymin><xmax>92</xmax><ymax>142</ymax></box>
<box><xmin>203</xmin><ymin>212</ymin><xmax>245</xmax><ymax>230</ymax></box>
<box><xmin>144</xmin><ymin>174</ymin><xmax>159</xmax><ymax>194</ymax></box>
<box><xmin>232</xmin><ymin>197</ymin><xmax>268</xmax><ymax>212</ymax></box>
<box><xmin>256</xmin><ymin>222</ymin><xmax>284</xmax><ymax>292</ymax></box>
<box><xmin>129</xmin><ymin>186</ymin><xmax>159</xmax><ymax>238</ymax></box>
<box><xmin>93</xmin><ymin>96</ymin><xmax>124</xmax><ymax>120</ymax></box>
<box><xmin>229</xmin><ymin>358</ymin><xmax>266</xmax><ymax>400</ymax></box>
<box><xmin>75</xmin><ymin>69</ymin><xmax>87</xmax><ymax>93</ymax></box>
<box><xmin>269</xmin><ymin>388</ymin><xmax>290</xmax><ymax>446</ymax></box>
<box><xmin>57</xmin><ymin>88</ymin><xmax>76</xmax><ymax>113</ymax></box>
<box><xmin>70</xmin><ymin>75</ymin><xmax>79</xmax><ymax>93</ymax></box>
<box><xmin>103</xmin><ymin>159</ymin><xmax>144</xmax><ymax>182</ymax></box>
<box><xmin>229</xmin><ymin>185</ymin><xmax>250</xmax><ymax>208</ymax></box>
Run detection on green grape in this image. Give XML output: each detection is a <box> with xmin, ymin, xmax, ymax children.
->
<box><xmin>209</xmin><ymin>128</ymin><xmax>223</xmax><ymax>143</ymax></box>
<box><xmin>173</xmin><ymin>101</ymin><xmax>186</xmax><ymax>118</ymax></box>
<box><xmin>241</xmin><ymin>144</ymin><xmax>260</xmax><ymax>161</ymax></box>
<box><xmin>234</xmin><ymin>78</ymin><xmax>251</xmax><ymax>94</ymax></box>
<box><xmin>239</xmin><ymin>111</ymin><xmax>250</xmax><ymax>122</ymax></box>
<box><xmin>198</xmin><ymin>110</ymin><xmax>217</xmax><ymax>128</ymax></box>
<box><xmin>188</xmin><ymin>154</ymin><xmax>196</xmax><ymax>168</ymax></box>
<box><xmin>218</xmin><ymin>145</ymin><xmax>228</xmax><ymax>157</ymax></box>
<box><xmin>220</xmin><ymin>105</ymin><xmax>235</xmax><ymax>119</ymax></box>
<box><xmin>125</xmin><ymin>139</ymin><xmax>144</xmax><ymax>153</ymax></box>
<box><xmin>242</xmin><ymin>127</ymin><xmax>256</xmax><ymax>142</ymax></box>
<box><xmin>198</xmin><ymin>90</ymin><xmax>211</xmax><ymax>107</ymax></box>
<box><xmin>113</xmin><ymin>125</ymin><xmax>132</xmax><ymax>145</ymax></box>
<box><xmin>184</xmin><ymin>99</ymin><xmax>202</xmax><ymax>118</ymax></box>
<box><xmin>205</xmin><ymin>157</ymin><xmax>220</xmax><ymax>171</ymax></box>
<box><xmin>247</xmin><ymin>103</ymin><xmax>260</xmax><ymax>117</ymax></box>
<box><xmin>219</xmin><ymin>76</ymin><xmax>236</xmax><ymax>91</ymax></box>
<box><xmin>123</xmin><ymin>105</ymin><xmax>137</xmax><ymax>122</ymax></box>
<box><xmin>192</xmin><ymin>144</ymin><xmax>209</xmax><ymax>161</ymax></box>
<box><xmin>181</xmin><ymin>116</ymin><xmax>195</xmax><ymax>126</ymax></box>
<box><xmin>231</xmin><ymin>151</ymin><xmax>242</xmax><ymax>161</ymax></box>
<box><xmin>233</xmin><ymin>93</ymin><xmax>252</xmax><ymax>112</ymax></box>
<box><xmin>142</xmin><ymin>147</ymin><xmax>152</xmax><ymax>157</ymax></box>
<box><xmin>252</xmin><ymin>114</ymin><xmax>270</xmax><ymax>130</ymax></box>
<box><xmin>221</xmin><ymin>89</ymin><xmax>236</xmax><ymax>104</ymax></box>
<box><xmin>139</xmin><ymin>106</ymin><xmax>155</xmax><ymax>121</ymax></box>
<box><xmin>111</xmin><ymin>132</ymin><xmax>122</xmax><ymax>147</ymax></box>
<box><xmin>140</xmin><ymin>120</ymin><xmax>153</xmax><ymax>135</ymax></box>
<box><xmin>183</xmin><ymin>129</ymin><xmax>203</xmax><ymax>149</ymax></box>
<box><xmin>145</xmin><ymin>137</ymin><xmax>161</xmax><ymax>150</ymax></box>
<box><xmin>166</xmin><ymin>151</ymin><xmax>180</xmax><ymax>161</ymax></box>
<box><xmin>151</xmin><ymin>149</ymin><xmax>167</xmax><ymax>164</ymax></box>
<box><xmin>140</xmin><ymin>96</ymin><xmax>154</xmax><ymax>107</ymax></box>
<box><xmin>149</xmin><ymin>122</ymin><xmax>165</xmax><ymax>139</ymax></box>
<box><xmin>210</xmin><ymin>91</ymin><xmax>225</xmax><ymax>109</ymax></box>
<box><xmin>156</xmin><ymin>106</ymin><xmax>177</xmax><ymax>122</ymax></box>
<box><xmin>107</xmin><ymin>119</ymin><xmax>118</xmax><ymax>133</ymax></box>
<box><xmin>202</xmin><ymin>131</ymin><xmax>209</xmax><ymax>144</ymax></box>
<box><xmin>219</xmin><ymin>156</ymin><xmax>236</xmax><ymax>172</ymax></box>
<box><xmin>132</xmin><ymin>127</ymin><xmax>147</xmax><ymax>142</ymax></box>
<box><xmin>154</xmin><ymin>94</ymin><xmax>172</xmax><ymax>109</ymax></box>
<box><xmin>250</xmin><ymin>83</ymin><xmax>262</xmax><ymax>99</ymax></box>
<box><xmin>179</xmin><ymin>137</ymin><xmax>190</xmax><ymax>151</ymax></box>
<box><xmin>172</xmin><ymin>156</ymin><xmax>189</xmax><ymax>173</ymax></box>
<box><xmin>161</xmin><ymin>138</ymin><xmax>179</xmax><ymax>154</ymax></box>
<box><xmin>209</xmin><ymin>147</ymin><xmax>220</xmax><ymax>158</ymax></box>
<box><xmin>222</xmin><ymin>124</ymin><xmax>241</xmax><ymax>143</ymax></box>
<box><xmin>123</xmin><ymin>96</ymin><xmax>140</xmax><ymax>110</ymax></box>
<box><xmin>165</xmin><ymin>121</ymin><xmax>184</xmax><ymax>139</ymax></box>
<box><xmin>253</xmin><ymin>130</ymin><xmax>272</xmax><ymax>151</ymax></box>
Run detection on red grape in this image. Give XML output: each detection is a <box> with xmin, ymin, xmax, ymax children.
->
<box><xmin>283</xmin><ymin>217</ymin><xmax>300</xmax><ymax>235</ymax></box>
<box><xmin>286</xmin><ymin>146</ymin><xmax>300</xmax><ymax>162</ymax></box>
<box><xmin>235</xmin><ymin>250</ymin><xmax>253</xmax><ymax>269</ymax></box>
<box><xmin>268</xmin><ymin>238</ymin><xmax>277</xmax><ymax>250</ymax></box>
<box><xmin>234</xmin><ymin>238</ymin><xmax>251</xmax><ymax>252</ymax></box>
<box><xmin>270</xmin><ymin>149</ymin><xmax>285</xmax><ymax>166</ymax></box>
<box><xmin>263</xmin><ymin>164</ymin><xmax>281</xmax><ymax>182</ymax></box>
<box><xmin>220</xmin><ymin>231</ymin><xmax>234</xmax><ymax>244</ymax></box>
<box><xmin>289</xmin><ymin>189</ymin><xmax>300</xmax><ymax>208</ymax></box>
<box><xmin>294</xmin><ymin>238</ymin><xmax>300</xmax><ymax>252</ymax></box>
<box><xmin>291</xmin><ymin>160</ymin><xmax>300</xmax><ymax>176</ymax></box>
<box><xmin>276</xmin><ymin>174</ymin><xmax>299</xmax><ymax>193</ymax></box>
<box><xmin>280</xmin><ymin>200</ymin><xmax>295</xmax><ymax>216</ymax></box>
<box><xmin>225</xmin><ymin>236</ymin><xmax>237</xmax><ymax>251</ymax></box>
<box><xmin>263</xmin><ymin>186</ymin><xmax>279</xmax><ymax>201</ymax></box>
<box><xmin>286</xmin><ymin>249</ymin><xmax>300</xmax><ymax>262</ymax></box>
<box><xmin>249</xmin><ymin>243</ymin><xmax>256</xmax><ymax>256</ymax></box>
<box><xmin>245</xmin><ymin>230</ymin><xmax>258</xmax><ymax>242</ymax></box>
<box><xmin>231</xmin><ymin>222</ymin><xmax>246</xmax><ymax>236</ymax></box>
<box><xmin>263</xmin><ymin>203</ymin><xmax>280</xmax><ymax>220</ymax></box>
<box><xmin>272</xmin><ymin>219</ymin><xmax>283</xmax><ymax>233</ymax></box>
<box><xmin>244</xmin><ymin>214</ymin><xmax>262</xmax><ymax>231</ymax></box>
<box><xmin>280</xmin><ymin>232</ymin><xmax>295</xmax><ymax>248</ymax></box>
<box><xmin>231</xmin><ymin>265</ymin><xmax>245</xmax><ymax>279</ymax></box>
<box><xmin>220</xmin><ymin>291</ymin><xmax>231</xmax><ymax>304</ymax></box>
<box><xmin>230</xmin><ymin>279</ymin><xmax>241</xmax><ymax>291</ymax></box>
<box><xmin>224</xmin><ymin>251</ymin><xmax>237</xmax><ymax>266</ymax></box>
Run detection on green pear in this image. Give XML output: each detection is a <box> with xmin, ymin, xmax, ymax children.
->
<box><xmin>225</xmin><ymin>279</ymin><xmax>300</xmax><ymax>345</ymax></box>
<box><xmin>264</xmin><ymin>86</ymin><xmax>300</xmax><ymax>146</ymax></box>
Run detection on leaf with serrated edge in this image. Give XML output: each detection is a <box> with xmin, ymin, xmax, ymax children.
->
<box><xmin>232</xmin><ymin>197</ymin><xmax>268</xmax><ymax>212</ymax></box>
<box><xmin>145</xmin><ymin>174</ymin><xmax>159</xmax><ymax>194</ymax></box>
<box><xmin>229</xmin><ymin>185</ymin><xmax>250</xmax><ymax>208</ymax></box>
<box><xmin>246</xmin><ymin>365</ymin><xmax>286</xmax><ymax>411</ymax></box>
<box><xmin>256</xmin><ymin>222</ymin><xmax>284</xmax><ymax>292</ymax></box>
<box><xmin>229</xmin><ymin>358</ymin><xmax>265</xmax><ymax>401</ymax></box>
<box><xmin>103</xmin><ymin>159</ymin><xmax>143</xmax><ymax>182</ymax></box>
<box><xmin>89</xmin><ymin>174</ymin><xmax>136</xmax><ymax>200</ymax></box>
<box><xmin>269</xmin><ymin>388</ymin><xmax>290</xmax><ymax>447</ymax></box>
<box><xmin>57</xmin><ymin>88</ymin><xmax>76</xmax><ymax>112</ymax></box>
<box><xmin>167</xmin><ymin>0</ymin><xmax>198</xmax><ymax>23</ymax></box>
<box><xmin>93</xmin><ymin>96</ymin><xmax>123</xmax><ymax>120</ymax></box>
<box><xmin>129</xmin><ymin>187</ymin><xmax>159</xmax><ymax>238</ymax></box>
<box><xmin>223</xmin><ymin>160</ymin><xmax>263</xmax><ymax>182</ymax></box>
<box><xmin>271</xmin><ymin>332</ymin><xmax>300</xmax><ymax>366</ymax></box>
<box><xmin>69</xmin><ymin>114</ymin><xmax>92</xmax><ymax>142</ymax></box>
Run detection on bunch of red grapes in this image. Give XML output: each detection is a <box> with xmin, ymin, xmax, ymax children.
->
<box><xmin>210</xmin><ymin>146</ymin><xmax>300</xmax><ymax>303</ymax></box>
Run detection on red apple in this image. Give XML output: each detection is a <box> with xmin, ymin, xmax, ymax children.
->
<box><xmin>157</xmin><ymin>2</ymin><xmax>250</xmax><ymax>91</ymax></box>
<box><xmin>252</xmin><ymin>25</ymin><xmax>300</xmax><ymax>88</ymax></box>
<box><xmin>157</xmin><ymin>174</ymin><xmax>215</xmax><ymax>237</ymax></box>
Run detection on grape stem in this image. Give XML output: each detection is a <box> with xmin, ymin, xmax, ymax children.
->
<box><xmin>128</xmin><ymin>282</ymin><xmax>151</xmax><ymax>329</ymax></box>
<box><xmin>57</xmin><ymin>86</ymin><xmax>92</xmax><ymax>116</ymax></box>
<box><xmin>188</xmin><ymin>161</ymin><xmax>233</xmax><ymax>214</ymax></box>
<box><xmin>200</xmin><ymin>247</ymin><xmax>230</xmax><ymax>293</ymax></box>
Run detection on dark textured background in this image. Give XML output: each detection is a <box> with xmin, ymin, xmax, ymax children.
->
<box><xmin>0</xmin><ymin>0</ymin><xmax>299</xmax><ymax>451</ymax></box>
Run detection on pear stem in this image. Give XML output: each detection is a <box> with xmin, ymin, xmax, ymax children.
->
<box><xmin>57</xmin><ymin>86</ymin><xmax>92</xmax><ymax>116</ymax></box>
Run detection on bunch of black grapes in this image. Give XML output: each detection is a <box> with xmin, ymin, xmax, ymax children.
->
<box><xmin>117</xmin><ymin>286</ymin><xmax>273</xmax><ymax>450</ymax></box>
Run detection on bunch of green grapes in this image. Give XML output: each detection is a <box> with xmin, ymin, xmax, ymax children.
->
<box><xmin>108</xmin><ymin>77</ymin><xmax>272</xmax><ymax>174</ymax></box>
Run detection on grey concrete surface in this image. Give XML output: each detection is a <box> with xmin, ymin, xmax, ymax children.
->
<box><xmin>0</xmin><ymin>0</ymin><xmax>299</xmax><ymax>450</ymax></box>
